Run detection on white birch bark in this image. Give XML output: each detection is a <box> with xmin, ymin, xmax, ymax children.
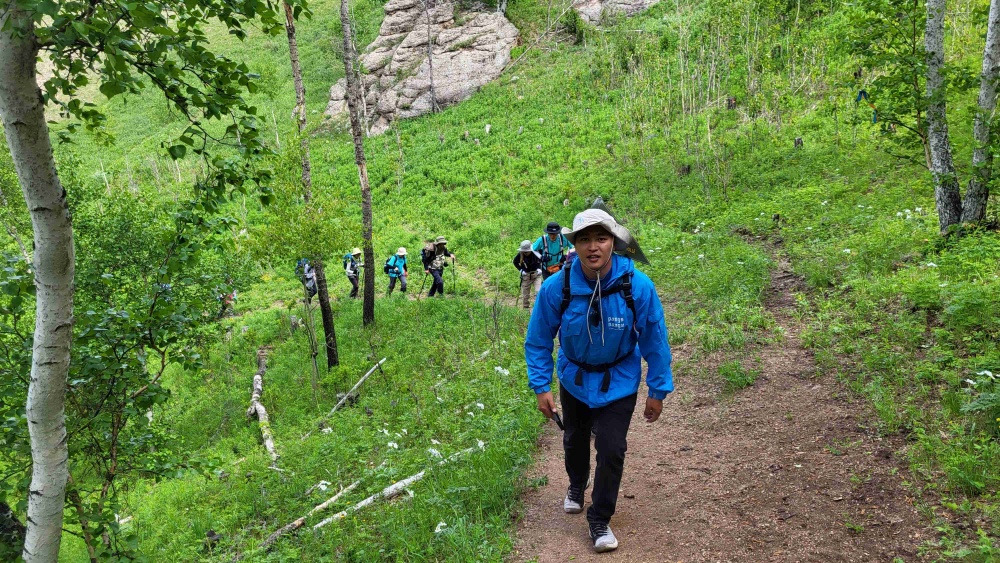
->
<box><xmin>963</xmin><ymin>0</ymin><xmax>1000</xmax><ymax>224</ymax></box>
<box><xmin>0</xmin><ymin>5</ymin><xmax>75</xmax><ymax>562</ymax></box>
<box><xmin>925</xmin><ymin>0</ymin><xmax>963</xmax><ymax>234</ymax></box>
<box><xmin>246</xmin><ymin>349</ymin><xmax>280</xmax><ymax>464</ymax></box>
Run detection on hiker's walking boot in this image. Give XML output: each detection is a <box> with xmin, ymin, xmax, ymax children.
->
<box><xmin>589</xmin><ymin>522</ymin><xmax>618</xmax><ymax>553</ymax></box>
<box><xmin>563</xmin><ymin>477</ymin><xmax>591</xmax><ymax>514</ymax></box>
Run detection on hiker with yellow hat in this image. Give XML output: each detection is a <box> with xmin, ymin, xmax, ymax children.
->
<box><xmin>343</xmin><ymin>247</ymin><xmax>364</xmax><ymax>299</ymax></box>
<box><xmin>384</xmin><ymin>247</ymin><xmax>409</xmax><ymax>296</ymax></box>
<box><xmin>524</xmin><ymin>198</ymin><xmax>671</xmax><ymax>553</ymax></box>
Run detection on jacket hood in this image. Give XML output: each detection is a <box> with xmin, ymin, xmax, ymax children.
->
<box><xmin>567</xmin><ymin>254</ymin><xmax>634</xmax><ymax>296</ymax></box>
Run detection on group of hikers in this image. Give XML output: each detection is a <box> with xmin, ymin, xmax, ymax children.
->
<box><xmin>290</xmin><ymin>201</ymin><xmax>672</xmax><ymax>555</ymax></box>
<box><xmin>512</xmin><ymin>221</ymin><xmax>575</xmax><ymax>308</ymax></box>
<box><xmin>295</xmin><ymin>236</ymin><xmax>457</xmax><ymax>300</ymax></box>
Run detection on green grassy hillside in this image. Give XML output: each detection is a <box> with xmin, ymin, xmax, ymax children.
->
<box><xmin>2</xmin><ymin>0</ymin><xmax>999</xmax><ymax>559</ymax></box>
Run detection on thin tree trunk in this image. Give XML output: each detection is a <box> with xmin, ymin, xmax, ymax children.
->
<box><xmin>963</xmin><ymin>0</ymin><xmax>1000</xmax><ymax>225</ymax></box>
<box><xmin>424</xmin><ymin>0</ymin><xmax>439</xmax><ymax>112</ymax></box>
<box><xmin>66</xmin><ymin>477</ymin><xmax>99</xmax><ymax>563</ymax></box>
<box><xmin>925</xmin><ymin>0</ymin><xmax>963</xmax><ymax>234</ymax></box>
<box><xmin>301</xmin><ymin>284</ymin><xmax>321</xmax><ymax>405</ymax></box>
<box><xmin>338</xmin><ymin>0</ymin><xmax>376</xmax><ymax>327</ymax></box>
<box><xmin>314</xmin><ymin>259</ymin><xmax>339</xmax><ymax>369</ymax></box>
<box><xmin>0</xmin><ymin>7</ymin><xmax>74</xmax><ymax>562</ymax></box>
<box><xmin>283</xmin><ymin>1</ymin><xmax>313</xmax><ymax>201</ymax></box>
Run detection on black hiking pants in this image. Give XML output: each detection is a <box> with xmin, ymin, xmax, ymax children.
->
<box><xmin>559</xmin><ymin>383</ymin><xmax>637</xmax><ymax>526</ymax></box>
<box><xmin>347</xmin><ymin>275</ymin><xmax>359</xmax><ymax>298</ymax></box>
<box><xmin>427</xmin><ymin>269</ymin><xmax>445</xmax><ymax>297</ymax></box>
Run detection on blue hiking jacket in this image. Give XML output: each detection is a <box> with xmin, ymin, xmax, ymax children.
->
<box><xmin>524</xmin><ymin>254</ymin><xmax>673</xmax><ymax>408</ymax></box>
<box><xmin>387</xmin><ymin>255</ymin><xmax>407</xmax><ymax>279</ymax></box>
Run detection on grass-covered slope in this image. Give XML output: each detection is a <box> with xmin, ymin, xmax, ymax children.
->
<box><xmin>15</xmin><ymin>0</ymin><xmax>1000</xmax><ymax>558</ymax></box>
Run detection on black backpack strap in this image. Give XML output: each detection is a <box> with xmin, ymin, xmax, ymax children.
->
<box><xmin>621</xmin><ymin>273</ymin><xmax>637</xmax><ymax>331</ymax></box>
<box><xmin>560</xmin><ymin>262</ymin><xmax>572</xmax><ymax>316</ymax></box>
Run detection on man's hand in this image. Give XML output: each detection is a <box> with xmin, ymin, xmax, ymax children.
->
<box><xmin>644</xmin><ymin>397</ymin><xmax>663</xmax><ymax>422</ymax></box>
<box><xmin>536</xmin><ymin>391</ymin><xmax>556</xmax><ymax>419</ymax></box>
<box><xmin>424</xmin><ymin>269</ymin><xmax>429</xmax><ymax>274</ymax></box>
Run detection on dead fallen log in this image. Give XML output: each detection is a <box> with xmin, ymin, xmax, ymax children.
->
<box><xmin>301</xmin><ymin>357</ymin><xmax>387</xmax><ymax>440</ymax></box>
<box><xmin>312</xmin><ymin>445</ymin><xmax>479</xmax><ymax>529</ymax></box>
<box><xmin>259</xmin><ymin>480</ymin><xmax>359</xmax><ymax>550</ymax></box>
<box><xmin>246</xmin><ymin>348</ymin><xmax>279</xmax><ymax>465</ymax></box>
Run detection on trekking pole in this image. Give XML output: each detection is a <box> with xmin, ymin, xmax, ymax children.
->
<box><xmin>450</xmin><ymin>256</ymin><xmax>456</xmax><ymax>295</ymax></box>
<box><xmin>416</xmin><ymin>271</ymin><xmax>428</xmax><ymax>300</ymax></box>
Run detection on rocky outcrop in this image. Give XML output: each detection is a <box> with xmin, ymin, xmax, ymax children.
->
<box><xmin>325</xmin><ymin>0</ymin><xmax>519</xmax><ymax>136</ymax></box>
<box><xmin>572</xmin><ymin>0</ymin><xmax>659</xmax><ymax>24</ymax></box>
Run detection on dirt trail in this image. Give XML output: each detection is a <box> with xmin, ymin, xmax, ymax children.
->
<box><xmin>512</xmin><ymin>256</ymin><xmax>931</xmax><ymax>562</ymax></box>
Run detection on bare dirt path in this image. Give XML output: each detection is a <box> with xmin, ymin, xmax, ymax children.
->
<box><xmin>512</xmin><ymin>256</ymin><xmax>932</xmax><ymax>562</ymax></box>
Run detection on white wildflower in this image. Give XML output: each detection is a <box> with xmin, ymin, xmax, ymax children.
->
<box><xmin>806</xmin><ymin>227</ymin><xmax>813</xmax><ymax>230</ymax></box>
<box><xmin>675</xmin><ymin>256</ymin><xmax>681</xmax><ymax>260</ymax></box>
<box><xmin>388</xmin><ymin>442</ymin><xmax>399</xmax><ymax>449</ymax></box>
<box><xmin>966</xmin><ymin>379</ymin><xmax>977</xmax><ymax>386</ymax></box>
<box><xmin>435</xmin><ymin>522</ymin><xmax>448</xmax><ymax>534</ymax></box>
<box><xmin>939</xmin><ymin>283</ymin><xmax>948</xmax><ymax>287</ymax></box>
<box><xmin>494</xmin><ymin>366</ymin><xmax>510</xmax><ymax>376</ymax></box>
<box><xmin>477</xmin><ymin>440</ymin><xmax>486</xmax><ymax>450</ymax></box>
<box><xmin>821</xmin><ymin>200</ymin><xmax>828</xmax><ymax>206</ymax></box>
<box><xmin>843</xmin><ymin>249</ymin><xmax>851</xmax><ymax>254</ymax></box>
<box><xmin>317</xmin><ymin>481</ymin><xmax>331</xmax><ymax>491</ymax></box>
<box><xmin>428</xmin><ymin>448</ymin><xmax>443</xmax><ymax>458</ymax></box>
<box><xmin>698</xmin><ymin>254</ymin><xmax>705</xmax><ymax>259</ymax></box>
<box><xmin>896</xmin><ymin>212</ymin><xmax>903</xmax><ymax>218</ymax></box>
<box><xmin>926</xmin><ymin>262</ymin><xmax>937</xmax><ymax>268</ymax></box>
<box><xmin>915</xmin><ymin>207</ymin><xmax>923</xmax><ymax>213</ymax></box>
<box><xmin>436</xmin><ymin>397</ymin><xmax>444</xmax><ymax>403</ymax></box>
<box><xmin>431</xmin><ymin>439</ymin><xmax>441</xmax><ymax>445</ymax></box>
<box><xmin>978</xmin><ymin>370</ymin><xmax>995</xmax><ymax>379</ymax></box>
<box><xmin>476</xmin><ymin>402</ymin><xmax>485</xmax><ymax>409</ymax></box>
<box><xmin>467</xmin><ymin>412</ymin><xmax>475</xmax><ymax>418</ymax></box>
<box><xmin>321</xmin><ymin>427</ymin><xmax>333</xmax><ymax>434</ymax></box>
<box><xmin>402</xmin><ymin>428</ymin><xmax>408</xmax><ymax>435</ymax></box>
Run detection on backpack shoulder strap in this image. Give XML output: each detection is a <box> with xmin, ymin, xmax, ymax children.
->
<box><xmin>621</xmin><ymin>273</ymin><xmax>637</xmax><ymax>331</ymax></box>
<box><xmin>559</xmin><ymin>263</ymin><xmax>572</xmax><ymax>316</ymax></box>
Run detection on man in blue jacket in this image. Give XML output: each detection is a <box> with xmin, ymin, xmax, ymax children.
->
<box><xmin>524</xmin><ymin>207</ymin><xmax>672</xmax><ymax>553</ymax></box>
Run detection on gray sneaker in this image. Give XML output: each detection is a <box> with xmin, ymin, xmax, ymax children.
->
<box><xmin>563</xmin><ymin>477</ymin><xmax>591</xmax><ymax>514</ymax></box>
<box><xmin>589</xmin><ymin>522</ymin><xmax>618</xmax><ymax>553</ymax></box>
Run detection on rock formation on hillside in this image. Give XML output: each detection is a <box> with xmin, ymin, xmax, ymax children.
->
<box><xmin>572</xmin><ymin>0</ymin><xmax>659</xmax><ymax>24</ymax></box>
<box><xmin>325</xmin><ymin>0</ymin><xmax>519</xmax><ymax>136</ymax></box>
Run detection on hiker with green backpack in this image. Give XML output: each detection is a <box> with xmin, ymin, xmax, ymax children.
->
<box><xmin>533</xmin><ymin>221</ymin><xmax>573</xmax><ymax>280</ymax></box>
<box><xmin>384</xmin><ymin>247</ymin><xmax>408</xmax><ymax>296</ymax></box>
<box><xmin>524</xmin><ymin>202</ymin><xmax>672</xmax><ymax>554</ymax></box>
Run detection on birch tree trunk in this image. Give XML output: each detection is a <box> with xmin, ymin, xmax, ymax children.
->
<box><xmin>338</xmin><ymin>0</ymin><xmax>376</xmax><ymax>327</ymax></box>
<box><xmin>283</xmin><ymin>1</ymin><xmax>313</xmax><ymax>201</ymax></box>
<box><xmin>963</xmin><ymin>0</ymin><xmax>1000</xmax><ymax>225</ymax></box>
<box><xmin>314</xmin><ymin>259</ymin><xmax>339</xmax><ymax>368</ymax></box>
<box><xmin>0</xmin><ymin>6</ymin><xmax>75</xmax><ymax>562</ymax></box>
<box><xmin>925</xmin><ymin>0</ymin><xmax>963</xmax><ymax>234</ymax></box>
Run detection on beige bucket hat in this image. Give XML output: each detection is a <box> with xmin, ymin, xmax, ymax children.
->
<box><xmin>396</xmin><ymin>247</ymin><xmax>407</xmax><ymax>256</ymax></box>
<box><xmin>518</xmin><ymin>240</ymin><xmax>533</xmax><ymax>252</ymax></box>
<box><xmin>351</xmin><ymin>247</ymin><xmax>362</xmax><ymax>256</ymax></box>
<box><xmin>435</xmin><ymin>236</ymin><xmax>448</xmax><ymax>245</ymax></box>
<box><xmin>561</xmin><ymin>198</ymin><xmax>648</xmax><ymax>264</ymax></box>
